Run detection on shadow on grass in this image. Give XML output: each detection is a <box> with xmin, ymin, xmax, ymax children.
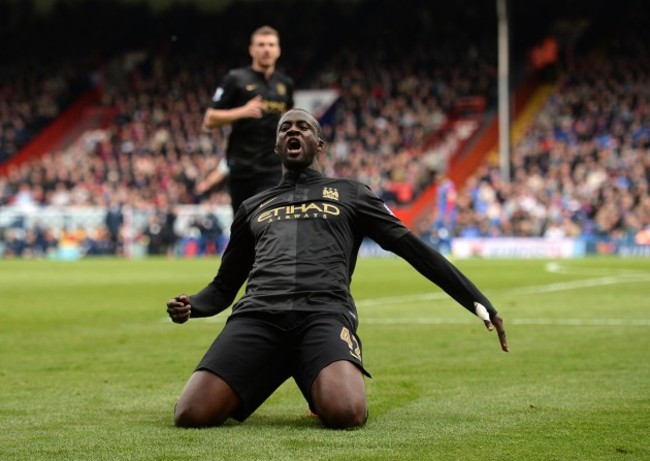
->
<box><xmin>234</xmin><ymin>413</ymin><xmax>325</xmax><ymax>429</ymax></box>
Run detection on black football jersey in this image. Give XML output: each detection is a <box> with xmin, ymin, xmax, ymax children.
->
<box><xmin>189</xmin><ymin>169</ymin><xmax>497</xmax><ymax>323</ymax></box>
<box><xmin>211</xmin><ymin>67</ymin><xmax>294</xmax><ymax>176</ymax></box>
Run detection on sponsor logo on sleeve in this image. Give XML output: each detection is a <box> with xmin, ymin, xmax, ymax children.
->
<box><xmin>212</xmin><ymin>87</ymin><xmax>224</xmax><ymax>102</ymax></box>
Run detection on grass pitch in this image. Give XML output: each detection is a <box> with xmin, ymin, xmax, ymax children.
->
<box><xmin>1</xmin><ymin>256</ymin><xmax>648</xmax><ymax>460</ymax></box>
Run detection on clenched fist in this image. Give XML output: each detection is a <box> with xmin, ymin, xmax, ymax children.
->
<box><xmin>167</xmin><ymin>294</ymin><xmax>192</xmax><ymax>324</ymax></box>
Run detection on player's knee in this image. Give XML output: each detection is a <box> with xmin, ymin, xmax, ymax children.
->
<box><xmin>318</xmin><ymin>400</ymin><xmax>368</xmax><ymax>429</ymax></box>
<box><xmin>173</xmin><ymin>402</ymin><xmax>228</xmax><ymax>428</ymax></box>
<box><xmin>173</xmin><ymin>402</ymin><xmax>203</xmax><ymax>428</ymax></box>
<box><xmin>311</xmin><ymin>361</ymin><xmax>368</xmax><ymax>428</ymax></box>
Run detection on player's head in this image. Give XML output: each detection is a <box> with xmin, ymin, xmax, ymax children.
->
<box><xmin>249</xmin><ymin>25</ymin><xmax>281</xmax><ymax>70</ymax></box>
<box><xmin>275</xmin><ymin>109</ymin><xmax>324</xmax><ymax>171</ymax></box>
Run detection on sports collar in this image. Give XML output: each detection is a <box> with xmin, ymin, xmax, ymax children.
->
<box><xmin>281</xmin><ymin>168</ymin><xmax>324</xmax><ymax>185</ymax></box>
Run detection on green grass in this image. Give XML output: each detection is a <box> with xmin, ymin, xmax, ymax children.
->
<box><xmin>1</xmin><ymin>256</ymin><xmax>648</xmax><ymax>460</ymax></box>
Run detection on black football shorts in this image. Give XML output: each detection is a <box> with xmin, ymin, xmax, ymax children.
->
<box><xmin>195</xmin><ymin>310</ymin><xmax>371</xmax><ymax>421</ymax></box>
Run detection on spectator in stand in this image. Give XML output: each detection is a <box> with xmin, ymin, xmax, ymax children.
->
<box><xmin>196</xmin><ymin>204</ymin><xmax>224</xmax><ymax>256</ymax></box>
<box><xmin>0</xmin><ymin>62</ymin><xmax>79</xmax><ymax>165</ymax></box>
<box><xmin>450</xmin><ymin>55</ymin><xmax>650</xmax><ymax>241</ymax></box>
<box><xmin>198</xmin><ymin>25</ymin><xmax>294</xmax><ymax>213</ymax></box>
<box><xmin>435</xmin><ymin>175</ymin><xmax>458</xmax><ymax>232</ymax></box>
<box><xmin>105</xmin><ymin>198</ymin><xmax>124</xmax><ymax>255</ymax></box>
<box><xmin>143</xmin><ymin>213</ymin><xmax>167</xmax><ymax>256</ymax></box>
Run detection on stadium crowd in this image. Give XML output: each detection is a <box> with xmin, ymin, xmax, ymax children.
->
<box><xmin>1</xmin><ymin>0</ymin><xmax>648</xmax><ymax>257</ymax></box>
<box><xmin>433</xmin><ymin>55</ymin><xmax>650</xmax><ymax>247</ymax></box>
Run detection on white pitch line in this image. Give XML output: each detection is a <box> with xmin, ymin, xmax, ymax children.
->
<box><xmin>362</xmin><ymin>317</ymin><xmax>650</xmax><ymax>326</ymax></box>
<box><xmin>509</xmin><ymin>273</ymin><xmax>650</xmax><ymax>295</ymax></box>
<box><xmin>161</xmin><ymin>266</ymin><xmax>650</xmax><ymax>326</ymax></box>
<box><xmin>356</xmin><ymin>292</ymin><xmax>448</xmax><ymax>308</ymax></box>
<box><xmin>544</xmin><ymin>261</ymin><xmax>647</xmax><ymax>276</ymax></box>
<box><xmin>355</xmin><ymin>272</ymin><xmax>650</xmax><ymax>307</ymax></box>
<box><xmin>511</xmin><ymin>318</ymin><xmax>650</xmax><ymax>326</ymax></box>
<box><xmin>354</xmin><ymin>269</ymin><xmax>650</xmax><ymax>327</ymax></box>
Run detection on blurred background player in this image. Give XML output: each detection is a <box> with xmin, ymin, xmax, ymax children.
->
<box><xmin>197</xmin><ymin>25</ymin><xmax>294</xmax><ymax>213</ymax></box>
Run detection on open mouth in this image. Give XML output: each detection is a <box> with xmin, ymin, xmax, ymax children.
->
<box><xmin>287</xmin><ymin>138</ymin><xmax>302</xmax><ymax>154</ymax></box>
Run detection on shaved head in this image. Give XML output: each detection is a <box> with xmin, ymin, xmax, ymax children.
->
<box><xmin>278</xmin><ymin>109</ymin><xmax>322</xmax><ymax>139</ymax></box>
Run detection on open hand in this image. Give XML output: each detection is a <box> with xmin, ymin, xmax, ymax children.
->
<box><xmin>485</xmin><ymin>314</ymin><xmax>509</xmax><ymax>352</ymax></box>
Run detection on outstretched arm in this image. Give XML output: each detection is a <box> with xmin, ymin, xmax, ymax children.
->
<box><xmin>389</xmin><ymin>231</ymin><xmax>509</xmax><ymax>352</ymax></box>
<box><xmin>356</xmin><ymin>183</ymin><xmax>508</xmax><ymax>351</ymax></box>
